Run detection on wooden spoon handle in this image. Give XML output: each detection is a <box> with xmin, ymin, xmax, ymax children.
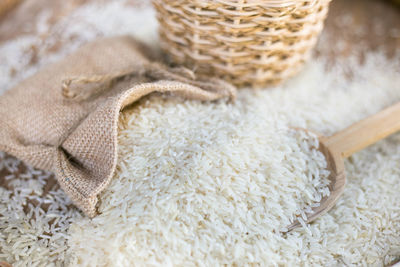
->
<box><xmin>324</xmin><ymin>102</ymin><xmax>400</xmax><ymax>158</ymax></box>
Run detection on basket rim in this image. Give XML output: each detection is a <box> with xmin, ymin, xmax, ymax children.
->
<box><xmin>190</xmin><ymin>0</ymin><xmax>312</xmax><ymax>8</ymax></box>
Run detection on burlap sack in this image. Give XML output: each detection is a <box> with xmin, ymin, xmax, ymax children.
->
<box><xmin>0</xmin><ymin>36</ymin><xmax>236</xmax><ymax>217</ymax></box>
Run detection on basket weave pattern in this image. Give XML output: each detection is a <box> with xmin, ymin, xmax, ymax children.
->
<box><xmin>153</xmin><ymin>0</ymin><xmax>332</xmax><ymax>87</ymax></box>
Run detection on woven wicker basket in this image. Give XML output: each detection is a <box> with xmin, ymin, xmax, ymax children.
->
<box><xmin>153</xmin><ymin>0</ymin><xmax>332</xmax><ymax>87</ymax></box>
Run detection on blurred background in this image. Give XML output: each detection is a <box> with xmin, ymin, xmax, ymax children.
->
<box><xmin>0</xmin><ymin>0</ymin><xmax>399</xmax><ymax>78</ymax></box>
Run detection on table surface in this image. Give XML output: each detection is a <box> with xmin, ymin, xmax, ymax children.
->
<box><xmin>0</xmin><ymin>0</ymin><xmax>399</xmax><ymax>265</ymax></box>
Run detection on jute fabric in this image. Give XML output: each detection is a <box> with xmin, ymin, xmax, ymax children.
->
<box><xmin>0</xmin><ymin>36</ymin><xmax>236</xmax><ymax>216</ymax></box>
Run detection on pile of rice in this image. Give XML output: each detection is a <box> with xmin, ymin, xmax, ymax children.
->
<box><xmin>68</xmin><ymin>94</ymin><xmax>332</xmax><ymax>265</ymax></box>
<box><xmin>67</xmin><ymin>56</ymin><xmax>400</xmax><ymax>266</ymax></box>
<box><xmin>1</xmin><ymin>1</ymin><xmax>400</xmax><ymax>266</ymax></box>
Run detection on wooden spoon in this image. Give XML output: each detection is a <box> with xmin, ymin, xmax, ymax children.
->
<box><xmin>287</xmin><ymin>102</ymin><xmax>400</xmax><ymax>231</ymax></box>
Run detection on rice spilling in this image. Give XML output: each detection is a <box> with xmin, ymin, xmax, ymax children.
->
<box><xmin>66</xmin><ymin>92</ymin><xmax>331</xmax><ymax>265</ymax></box>
<box><xmin>0</xmin><ymin>0</ymin><xmax>399</xmax><ymax>266</ymax></box>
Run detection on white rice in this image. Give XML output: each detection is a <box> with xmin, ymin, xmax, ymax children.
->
<box><xmin>0</xmin><ymin>152</ymin><xmax>81</xmax><ymax>266</ymax></box>
<box><xmin>65</xmin><ymin>50</ymin><xmax>400</xmax><ymax>266</ymax></box>
<box><xmin>0</xmin><ymin>1</ymin><xmax>400</xmax><ymax>266</ymax></box>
